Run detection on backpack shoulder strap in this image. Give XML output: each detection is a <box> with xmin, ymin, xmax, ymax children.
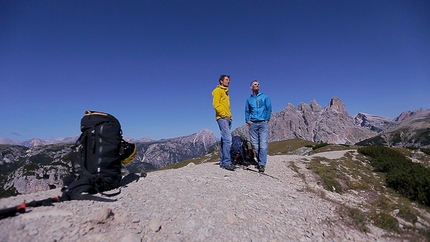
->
<box><xmin>69</xmin><ymin>131</ymin><xmax>88</xmax><ymax>178</ymax></box>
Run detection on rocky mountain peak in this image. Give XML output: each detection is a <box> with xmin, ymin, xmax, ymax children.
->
<box><xmin>195</xmin><ymin>128</ymin><xmax>213</xmax><ymax>136</ymax></box>
<box><xmin>394</xmin><ymin>108</ymin><xmax>428</xmax><ymax>122</ymax></box>
<box><xmin>392</xmin><ymin>108</ymin><xmax>430</xmax><ymax>131</ymax></box>
<box><xmin>298</xmin><ymin>101</ymin><xmax>322</xmax><ymax>113</ymax></box>
<box><xmin>328</xmin><ymin>96</ymin><xmax>347</xmax><ymax>114</ymax></box>
<box><xmin>298</xmin><ymin>102</ymin><xmax>309</xmax><ymax>112</ymax></box>
<box><xmin>283</xmin><ymin>103</ymin><xmax>297</xmax><ymax>112</ymax></box>
<box><xmin>127</xmin><ymin>129</ymin><xmax>217</xmax><ymax>171</ymax></box>
<box><xmin>309</xmin><ymin>99</ymin><xmax>323</xmax><ymax>112</ymax></box>
<box><xmin>353</xmin><ymin>113</ymin><xmax>395</xmax><ymax>133</ymax></box>
<box><xmin>234</xmin><ymin>97</ymin><xmax>378</xmax><ymax>144</ymax></box>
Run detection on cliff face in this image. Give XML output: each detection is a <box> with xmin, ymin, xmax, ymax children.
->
<box><xmin>234</xmin><ymin>97</ymin><xmax>378</xmax><ymax>144</ymax></box>
<box><xmin>0</xmin><ymin>129</ymin><xmax>217</xmax><ymax>197</ymax></box>
<box><xmin>128</xmin><ymin>129</ymin><xmax>217</xmax><ymax>170</ymax></box>
<box><xmin>357</xmin><ymin>108</ymin><xmax>430</xmax><ymax>147</ymax></box>
<box><xmin>0</xmin><ymin>143</ymin><xmax>74</xmax><ymax>197</ymax></box>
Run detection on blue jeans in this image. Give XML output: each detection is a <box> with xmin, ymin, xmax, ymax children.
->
<box><xmin>249</xmin><ymin>122</ymin><xmax>269</xmax><ymax>167</ymax></box>
<box><xmin>216</xmin><ymin>118</ymin><xmax>232</xmax><ymax>167</ymax></box>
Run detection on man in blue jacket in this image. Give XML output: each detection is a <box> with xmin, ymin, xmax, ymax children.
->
<box><xmin>245</xmin><ymin>80</ymin><xmax>272</xmax><ymax>173</ymax></box>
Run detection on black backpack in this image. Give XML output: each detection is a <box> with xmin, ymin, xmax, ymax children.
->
<box><xmin>231</xmin><ymin>136</ymin><xmax>257</xmax><ymax>166</ymax></box>
<box><xmin>62</xmin><ymin>110</ymin><xmax>136</xmax><ymax>200</ymax></box>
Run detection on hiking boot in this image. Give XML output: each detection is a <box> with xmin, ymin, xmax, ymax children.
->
<box><xmin>223</xmin><ymin>164</ymin><xmax>236</xmax><ymax>171</ymax></box>
<box><xmin>258</xmin><ymin>165</ymin><xmax>265</xmax><ymax>173</ymax></box>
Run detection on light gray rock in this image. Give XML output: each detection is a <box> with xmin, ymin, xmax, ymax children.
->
<box><xmin>149</xmin><ymin>218</ymin><xmax>162</xmax><ymax>232</ymax></box>
<box><xmin>234</xmin><ymin>97</ymin><xmax>379</xmax><ymax>145</ymax></box>
<box><xmin>0</xmin><ymin>152</ymin><xmax>419</xmax><ymax>241</ymax></box>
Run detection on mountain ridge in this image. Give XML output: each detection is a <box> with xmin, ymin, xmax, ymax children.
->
<box><xmin>2</xmin><ymin>97</ymin><xmax>428</xmax><ymax>147</ymax></box>
<box><xmin>1</xmin><ymin>97</ymin><xmax>429</xmax><ymax>198</ymax></box>
<box><xmin>233</xmin><ymin>96</ymin><xmax>429</xmax><ymax>146</ymax></box>
<box><xmin>0</xmin><ymin>129</ymin><xmax>217</xmax><ymax>197</ymax></box>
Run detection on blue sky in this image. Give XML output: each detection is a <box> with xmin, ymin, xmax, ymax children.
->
<box><xmin>1</xmin><ymin>0</ymin><xmax>429</xmax><ymax>141</ymax></box>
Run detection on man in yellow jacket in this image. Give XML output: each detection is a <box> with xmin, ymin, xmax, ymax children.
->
<box><xmin>212</xmin><ymin>75</ymin><xmax>235</xmax><ymax>171</ymax></box>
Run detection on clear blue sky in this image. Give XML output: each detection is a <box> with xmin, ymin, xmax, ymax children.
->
<box><xmin>1</xmin><ymin>0</ymin><xmax>429</xmax><ymax>141</ymax></box>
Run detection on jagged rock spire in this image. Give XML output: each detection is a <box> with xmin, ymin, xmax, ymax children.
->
<box><xmin>328</xmin><ymin>96</ymin><xmax>346</xmax><ymax>113</ymax></box>
<box><xmin>234</xmin><ymin>97</ymin><xmax>378</xmax><ymax>144</ymax></box>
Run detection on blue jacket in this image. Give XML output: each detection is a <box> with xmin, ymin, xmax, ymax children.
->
<box><xmin>245</xmin><ymin>92</ymin><xmax>272</xmax><ymax>123</ymax></box>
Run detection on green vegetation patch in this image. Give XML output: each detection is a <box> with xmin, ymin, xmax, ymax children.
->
<box><xmin>421</xmin><ymin>148</ymin><xmax>430</xmax><ymax>156</ymax></box>
<box><xmin>0</xmin><ymin>185</ymin><xmax>18</xmax><ymax>199</ymax></box>
<box><xmin>343</xmin><ymin>207</ymin><xmax>370</xmax><ymax>233</ymax></box>
<box><xmin>372</xmin><ymin>212</ymin><xmax>400</xmax><ymax>233</ymax></box>
<box><xmin>44</xmin><ymin>144</ymin><xmax>69</xmax><ymax>152</ymax></box>
<box><xmin>308</xmin><ymin>157</ymin><xmax>344</xmax><ymax>194</ymax></box>
<box><xmin>397</xmin><ymin>208</ymin><xmax>418</xmax><ymax>224</ymax></box>
<box><xmin>160</xmin><ymin>151</ymin><xmax>220</xmax><ymax>170</ymax></box>
<box><xmin>268</xmin><ymin>138</ymin><xmax>315</xmax><ymax>155</ymax></box>
<box><xmin>415</xmin><ymin>128</ymin><xmax>430</xmax><ymax>145</ymax></box>
<box><xmin>308</xmin><ymin>144</ymin><xmax>355</xmax><ymax>155</ymax></box>
<box><xmin>306</xmin><ymin>149</ymin><xmax>381</xmax><ymax>195</ymax></box>
<box><xmin>356</xmin><ymin>135</ymin><xmax>388</xmax><ymax>147</ymax></box>
<box><xmin>29</xmin><ymin>153</ymin><xmax>53</xmax><ymax>165</ymax></box>
<box><xmin>358</xmin><ymin>146</ymin><xmax>430</xmax><ymax>207</ymax></box>
<box><xmin>61</xmin><ymin>151</ymin><xmax>79</xmax><ymax>167</ymax></box>
<box><xmin>23</xmin><ymin>162</ymin><xmax>40</xmax><ymax>176</ymax></box>
<box><xmin>312</xmin><ymin>142</ymin><xmax>329</xmax><ymax>150</ymax></box>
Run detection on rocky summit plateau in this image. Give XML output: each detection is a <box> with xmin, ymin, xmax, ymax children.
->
<box><xmin>1</xmin><ymin>148</ymin><xmax>430</xmax><ymax>241</ymax></box>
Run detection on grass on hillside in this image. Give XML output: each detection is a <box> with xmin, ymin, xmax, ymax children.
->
<box><xmin>158</xmin><ymin>151</ymin><xmax>221</xmax><ymax>170</ymax></box>
<box><xmin>268</xmin><ymin>138</ymin><xmax>316</xmax><ymax>155</ymax></box>
<box><xmin>308</xmin><ymin>143</ymin><xmax>357</xmax><ymax>154</ymax></box>
<box><xmin>162</xmin><ymin>139</ymin><xmax>364</xmax><ymax>170</ymax></box>
<box><xmin>161</xmin><ymin>138</ymin><xmax>316</xmax><ymax>170</ymax></box>
<box><xmin>295</xmin><ymin>146</ymin><xmax>430</xmax><ymax>240</ymax></box>
<box><xmin>156</xmin><ymin>139</ymin><xmax>430</xmax><ymax>239</ymax></box>
<box><xmin>393</xmin><ymin>147</ymin><xmax>430</xmax><ymax>168</ymax></box>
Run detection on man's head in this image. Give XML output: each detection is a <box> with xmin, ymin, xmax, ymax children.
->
<box><xmin>250</xmin><ymin>80</ymin><xmax>260</xmax><ymax>92</ymax></box>
<box><xmin>219</xmin><ymin>75</ymin><xmax>230</xmax><ymax>87</ymax></box>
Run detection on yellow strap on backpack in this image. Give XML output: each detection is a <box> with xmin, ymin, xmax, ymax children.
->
<box><xmin>121</xmin><ymin>142</ymin><xmax>137</xmax><ymax>164</ymax></box>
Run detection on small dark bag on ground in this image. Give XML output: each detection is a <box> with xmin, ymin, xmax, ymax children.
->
<box><xmin>231</xmin><ymin>136</ymin><xmax>257</xmax><ymax>167</ymax></box>
<box><xmin>62</xmin><ymin>110</ymin><xmax>131</xmax><ymax>200</ymax></box>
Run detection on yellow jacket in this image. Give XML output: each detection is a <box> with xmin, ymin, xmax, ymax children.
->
<box><xmin>212</xmin><ymin>85</ymin><xmax>232</xmax><ymax>120</ymax></box>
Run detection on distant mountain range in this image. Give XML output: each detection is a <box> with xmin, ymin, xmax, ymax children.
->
<box><xmin>0</xmin><ymin>136</ymin><xmax>153</xmax><ymax>147</ymax></box>
<box><xmin>356</xmin><ymin>108</ymin><xmax>430</xmax><ymax>147</ymax></box>
<box><xmin>1</xmin><ymin>97</ymin><xmax>429</xmax><ymax>198</ymax></box>
<box><xmin>233</xmin><ymin>97</ymin><xmax>430</xmax><ymax>148</ymax></box>
<box><xmin>0</xmin><ymin>129</ymin><xmax>217</xmax><ymax>197</ymax></box>
<box><xmin>1</xmin><ymin>97</ymin><xmax>429</xmax><ymax>149</ymax></box>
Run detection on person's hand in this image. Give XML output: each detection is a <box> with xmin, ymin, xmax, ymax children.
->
<box><xmin>247</xmin><ymin>121</ymin><xmax>252</xmax><ymax>126</ymax></box>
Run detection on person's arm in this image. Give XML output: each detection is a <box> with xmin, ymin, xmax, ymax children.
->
<box><xmin>245</xmin><ymin>99</ymin><xmax>251</xmax><ymax>125</ymax></box>
<box><xmin>265</xmin><ymin>95</ymin><xmax>272</xmax><ymax>122</ymax></box>
<box><xmin>212</xmin><ymin>88</ymin><xmax>226</xmax><ymax>117</ymax></box>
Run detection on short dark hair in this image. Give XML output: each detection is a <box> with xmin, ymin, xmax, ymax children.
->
<box><xmin>219</xmin><ymin>75</ymin><xmax>230</xmax><ymax>84</ymax></box>
<box><xmin>250</xmin><ymin>80</ymin><xmax>259</xmax><ymax>86</ymax></box>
